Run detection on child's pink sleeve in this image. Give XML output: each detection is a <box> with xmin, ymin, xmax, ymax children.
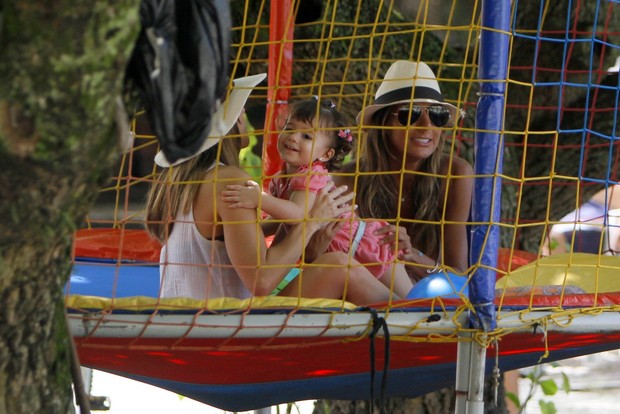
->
<box><xmin>289</xmin><ymin>165</ymin><xmax>330</xmax><ymax>193</ymax></box>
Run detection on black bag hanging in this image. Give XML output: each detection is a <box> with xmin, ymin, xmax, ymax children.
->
<box><xmin>125</xmin><ymin>0</ymin><xmax>231</xmax><ymax>166</ymax></box>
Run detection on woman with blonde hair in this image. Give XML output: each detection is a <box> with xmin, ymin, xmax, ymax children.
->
<box><xmin>146</xmin><ymin>73</ymin><xmax>399</xmax><ymax>305</ymax></box>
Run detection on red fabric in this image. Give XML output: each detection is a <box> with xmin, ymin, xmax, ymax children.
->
<box><xmin>73</xmin><ymin>229</ymin><xmax>161</xmax><ymax>262</ymax></box>
<box><xmin>268</xmin><ymin>163</ymin><xmax>331</xmax><ymax>200</ymax></box>
<box><xmin>265</xmin><ymin>234</ymin><xmax>275</xmax><ymax>247</ymax></box>
<box><xmin>75</xmin><ymin>329</ymin><xmax>620</xmax><ymax>385</ymax></box>
<box><xmin>74</xmin><ymin>229</ymin><xmax>277</xmax><ymax>261</ymax></box>
<box><xmin>384</xmin><ymin>292</ymin><xmax>620</xmax><ymax>310</ymax></box>
<box><xmin>263</xmin><ymin>0</ymin><xmax>294</xmax><ymax>185</ymax></box>
<box><xmin>496</xmin><ymin>247</ymin><xmax>538</xmax><ymax>276</ymax></box>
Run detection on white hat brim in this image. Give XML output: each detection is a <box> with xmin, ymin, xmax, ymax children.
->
<box><xmin>155</xmin><ymin>73</ymin><xmax>267</xmax><ymax>168</ymax></box>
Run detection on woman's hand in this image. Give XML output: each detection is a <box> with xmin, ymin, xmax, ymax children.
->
<box><xmin>222</xmin><ymin>180</ymin><xmax>261</xmax><ymax>209</ymax></box>
<box><xmin>374</xmin><ymin>224</ymin><xmax>416</xmax><ymax>260</ymax></box>
<box><xmin>308</xmin><ymin>184</ymin><xmax>355</xmax><ymax>229</ymax></box>
<box><xmin>306</xmin><ymin>220</ymin><xmax>345</xmax><ymax>261</ymax></box>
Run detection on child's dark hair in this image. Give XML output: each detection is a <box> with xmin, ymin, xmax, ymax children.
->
<box><xmin>287</xmin><ymin>97</ymin><xmax>353</xmax><ymax>171</ymax></box>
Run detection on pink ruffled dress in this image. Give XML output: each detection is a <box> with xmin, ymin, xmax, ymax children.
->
<box><xmin>269</xmin><ymin>162</ymin><xmax>393</xmax><ymax>278</ymax></box>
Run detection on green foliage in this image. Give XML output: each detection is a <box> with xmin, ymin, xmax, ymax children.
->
<box><xmin>1</xmin><ymin>1</ymin><xmax>140</xmax><ymax>171</ymax></box>
<box><xmin>502</xmin><ymin>0</ymin><xmax>620</xmax><ymax>252</ymax></box>
<box><xmin>548</xmin><ymin>237</ymin><xmax>560</xmax><ymax>252</ymax></box>
<box><xmin>560</xmin><ymin>372</ymin><xmax>570</xmax><ymax>394</ymax></box>
<box><xmin>538</xmin><ymin>400</ymin><xmax>557</xmax><ymax>414</ymax></box>
<box><xmin>538</xmin><ymin>378</ymin><xmax>558</xmax><ymax>396</ymax></box>
<box><xmin>228</xmin><ymin>0</ymin><xmax>469</xmax><ymax>124</ymax></box>
<box><xmin>507</xmin><ymin>364</ymin><xmax>570</xmax><ymax>414</ymax></box>
<box><xmin>275</xmin><ymin>402</ymin><xmax>306</xmax><ymax>414</ymax></box>
<box><xmin>506</xmin><ymin>391</ymin><xmax>520</xmax><ymax>408</ymax></box>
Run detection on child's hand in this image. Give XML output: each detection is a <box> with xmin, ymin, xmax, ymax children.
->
<box><xmin>374</xmin><ymin>224</ymin><xmax>414</xmax><ymax>258</ymax></box>
<box><xmin>309</xmin><ymin>184</ymin><xmax>355</xmax><ymax>226</ymax></box>
<box><xmin>222</xmin><ymin>180</ymin><xmax>261</xmax><ymax>209</ymax></box>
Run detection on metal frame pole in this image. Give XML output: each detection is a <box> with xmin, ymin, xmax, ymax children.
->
<box><xmin>466</xmin><ymin>336</ymin><xmax>487</xmax><ymax>413</ymax></box>
<box><xmin>455</xmin><ymin>334</ymin><xmax>472</xmax><ymax>413</ymax></box>
<box><xmin>461</xmin><ymin>0</ymin><xmax>511</xmax><ymax>412</ymax></box>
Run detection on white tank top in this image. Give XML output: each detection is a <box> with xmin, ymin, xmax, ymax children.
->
<box><xmin>159</xmin><ymin>169</ymin><xmax>251</xmax><ymax>300</ymax></box>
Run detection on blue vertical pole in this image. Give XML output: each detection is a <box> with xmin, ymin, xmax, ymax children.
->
<box><xmin>469</xmin><ymin>0</ymin><xmax>511</xmax><ymax>332</ymax></box>
<box><xmin>456</xmin><ymin>3</ymin><xmax>511</xmax><ymax>412</ymax></box>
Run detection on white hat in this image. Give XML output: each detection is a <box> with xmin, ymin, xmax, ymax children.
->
<box><xmin>356</xmin><ymin>61</ymin><xmax>463</xmax><ymax>126</ymax></box>
<box><xmin>155</xmin><ymin>73</ymin><xmax>267</xmax><ymax>167</ymax></box>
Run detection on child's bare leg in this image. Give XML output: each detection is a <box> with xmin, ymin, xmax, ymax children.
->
<box><xmin>281</xmin><ymin>252</ymin><xmax>399</xmax><ymax>305</ymax></box>
<box><xmin>378</xmin><ymin>263</ymin><xmax>414</xmax><ymax>298</ymax></box>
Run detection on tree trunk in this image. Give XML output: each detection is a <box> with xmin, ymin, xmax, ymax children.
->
<box><xmin>0</xmin><ymin>2</ymin><xmax>140</xmax><ymax>413</ymax></box>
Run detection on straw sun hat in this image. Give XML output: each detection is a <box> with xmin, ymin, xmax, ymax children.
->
<box><xmin>356</xmin><ymin>60</ymin><xmax>463</xmax><ymax>127</ymax></box>
<box><xmin>155</xmin><ymin>73</ymin><xmax>267</xmax><ymax>167</ymax></box>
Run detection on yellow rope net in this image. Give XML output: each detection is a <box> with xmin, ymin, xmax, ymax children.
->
<box><xmin>68</xmin><ymin>0</ymin><xmax>620</xmax><ymax>364</ymax></box>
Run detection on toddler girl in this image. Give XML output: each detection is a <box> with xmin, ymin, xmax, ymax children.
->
<box><xmin>222</xmin><ymin>98</ymin><xmax>413</xmax><ymax>297</ymax></box>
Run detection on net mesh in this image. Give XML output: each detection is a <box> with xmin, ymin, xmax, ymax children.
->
<box><xmin>68</xmin><ymin>0</ymin><xmax>620</xmax><ymax>359</ymax></box>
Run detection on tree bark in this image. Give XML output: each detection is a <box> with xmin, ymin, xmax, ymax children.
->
<box><xmin>501</xmin><ymin>0</ymin><xmax>620</xmax><ymax>250</ymax></box>
<box><xmin>0</xmin><ymin>2</ymin><xmax>140</xmax><ymax>413</ymax></box>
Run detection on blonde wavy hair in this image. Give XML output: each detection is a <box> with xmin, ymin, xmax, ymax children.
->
<box><xmin>145</xmin><ymin>136</ymin><xmax>241</xmax><ymax>243</ymax></box>
<box><xmin>355</xmin><ymin>107</ymin><xmax>446</xmax><ymax>258</ymax></box>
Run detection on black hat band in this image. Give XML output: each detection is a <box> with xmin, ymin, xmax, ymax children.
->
<box><xmin>374</xmin><ymin>86</ymin><xmax>444</xmax><ymax>105</ymax></box>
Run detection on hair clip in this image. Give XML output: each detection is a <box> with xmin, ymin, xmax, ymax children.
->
<box><xmin>313</xmin><ymin>95</ymin><xmax>336</xmax><ymax>109</ymax></box>
<box><xmin>338</xmin><ymin>129</ymin><xmax>353</xmax><ymax>142</ymax></box>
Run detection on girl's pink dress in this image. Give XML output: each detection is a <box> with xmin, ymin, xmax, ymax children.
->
<box><xmin>269</xmin><ymin>162</ymin><xmax>393</xmax><ymax>278</ymax></box>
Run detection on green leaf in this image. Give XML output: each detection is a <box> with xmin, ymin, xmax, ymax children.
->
<box><xmin>561</xmin><ymin>372</ymin><xmax>571</xmax><ymax>393</ymax></box>
<box><xmin>540</xmin><ymin>379</ymin><xmax>559</xmax><ymax>396</ymax></box>
<box><xmin>505</xmin><ymin>392</ymin><xmax>521</xmax><ymax>408</ymax></box>
<box><xmin>549</xmin><ymin>238</ymin><xmax>559</xmax><ymax>250</ymax></box>
<box><xmin>539</xmin><ymin>400</ymin><xmax>557</xmax><ymax>414</ymax></box>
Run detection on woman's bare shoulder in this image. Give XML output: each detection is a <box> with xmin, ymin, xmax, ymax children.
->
<box><xmin>199</xmin><ymin>165</ymin><xmax>253</xmax><ymax>199</ymax></box>
<box><xmin>207</xmin><ymin>164</ymin><xmax>251</xmax><ymax>183</ymax></box>
<box><xmin>444</xmin><ymin>155</ymin><xmax>474</xmax><ymax>175</ymax></box>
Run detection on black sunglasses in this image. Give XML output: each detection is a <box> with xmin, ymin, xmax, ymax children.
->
<box><xmin>392</xmin><ymin>105</ymin><xmax>452</xmax><ymax>127</ymax></box>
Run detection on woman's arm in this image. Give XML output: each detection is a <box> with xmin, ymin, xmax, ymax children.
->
<box><xmin>441</xmin><ymin>156</ymin><xmax>474</xmax><ymax>274</ymax></box>
<box><xmin>305</xmin><ymin>220</ymin><xmax>345</xmax><ymax>262</ymax></box>
<box><xmin>216</xmin><ymin>168</ymin><xmax>354</xmax><ymax>295</ymax></box>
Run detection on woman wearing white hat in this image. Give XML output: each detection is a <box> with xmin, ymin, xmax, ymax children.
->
<box><xmin>146</xmin><ymin>74</ymin><xmax>399</xmax><ymax>304</ymax></box>
<box><xmin>334</xmin><ymin>60</ymin><xmax>473</xmax><ymax>282</ymax></box>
